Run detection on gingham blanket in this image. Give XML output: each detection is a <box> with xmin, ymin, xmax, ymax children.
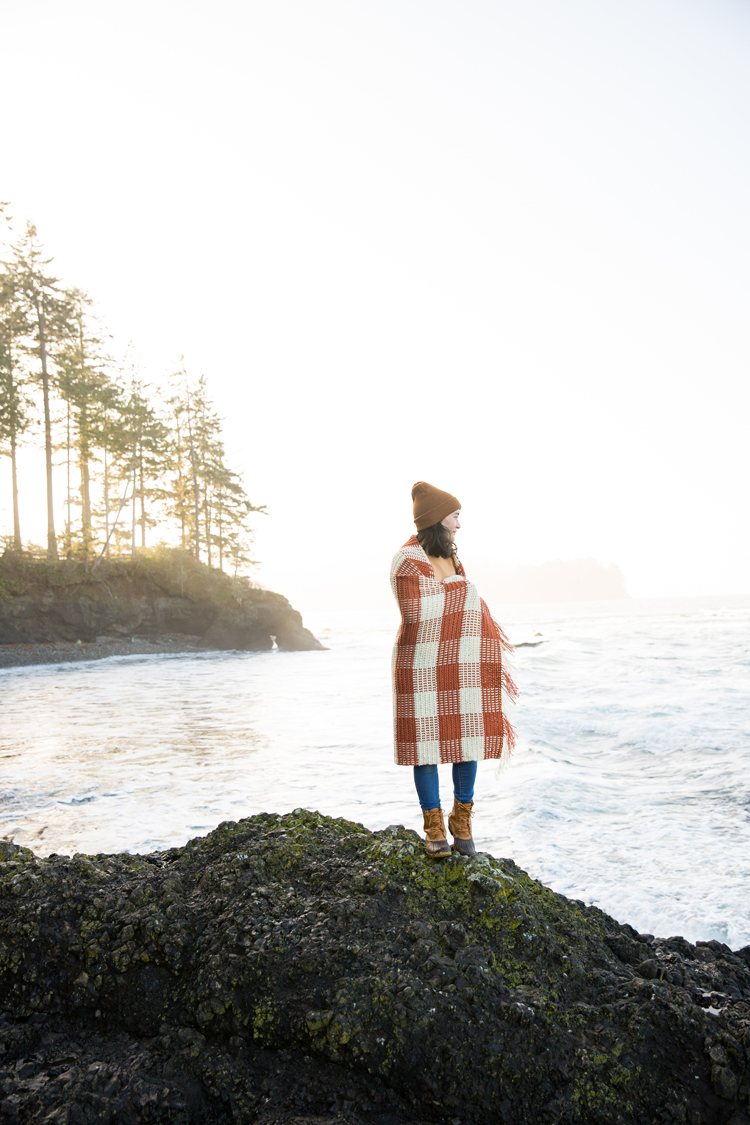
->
<box><xmin>390</xmin><ymin>536</ymin><xmax>517</xmax><ymax>766</ymax></box>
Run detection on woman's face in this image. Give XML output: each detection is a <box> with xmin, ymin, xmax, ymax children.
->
<box><xmin>441</xmin><ymin>509</ymin><xmax>461</xmax><ymax>538</ymax></box>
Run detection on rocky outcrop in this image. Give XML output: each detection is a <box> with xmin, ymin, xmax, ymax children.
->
<box><xmin>1</xmin><ymin>813</ymin><xmax>749</xmax><ymax>1124</ymax></box>
<box><xmin>0</xmin><ymin>560</ymin><xmax>322</xmax><ymax>652</ymax></box>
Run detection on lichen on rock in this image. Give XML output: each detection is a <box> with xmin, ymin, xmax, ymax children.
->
<box><xmin>0</xmin><ymin>811</ymin><xmax>748</xmax><ymax>1124</ymax></box>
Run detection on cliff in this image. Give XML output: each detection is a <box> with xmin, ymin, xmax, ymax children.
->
<box><xmin>0</xmin><ymin>812</ymin><xmax>748</xmax><ymax>1124</ymax></box>
<box><xmin>0</xmin><ymin>550</ymin><xmax>323</xmax><ymax>653</ymax></box>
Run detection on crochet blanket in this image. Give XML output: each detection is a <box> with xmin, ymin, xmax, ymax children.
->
<box><xmin>390</xmin><ymin>536</ymin><xmax>517</xmax><ymax>767</ymax></box>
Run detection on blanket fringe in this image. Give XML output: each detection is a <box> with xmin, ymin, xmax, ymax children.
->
<box><xmin>498</xmin><ymin>624</ymin><xmax>518</xmax><ymax>758</ymax></box>
<box><xmin>494</xmin><ymin>737</ymin><xmax>512</xmax><ymax>777</ymax></box>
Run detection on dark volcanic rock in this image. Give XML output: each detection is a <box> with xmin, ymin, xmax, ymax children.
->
<box><xmin>199</xmin><ymin>602</ymin><xmax>322</xmax><ymax>653</ymax></box>
<box><xmin>0</xmin><ymin>562</ymin><xmax>323</xmax><ymax>653</ymax></box>
<box><xmin>0</xmin><ymin>815</ymin><xmax>749</xmax><ymax>1125</ymax></box>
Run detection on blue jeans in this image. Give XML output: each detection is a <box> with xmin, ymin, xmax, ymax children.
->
<box><xmin>413</xmin><ymin>761</ymin><xmax>477</xmax><ymax>810</ymax></box>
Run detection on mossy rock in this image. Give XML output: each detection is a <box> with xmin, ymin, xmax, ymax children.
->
<box><xmin>0</xmin><ymin>812</ymin><xmax>748</xmax><ymax>1123</ymax></box>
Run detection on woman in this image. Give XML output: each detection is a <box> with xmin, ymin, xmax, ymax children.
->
<box><xmin>390</xmin><ymin>481</ymin><xmax>517</xmax><ymax>858</ymax></box>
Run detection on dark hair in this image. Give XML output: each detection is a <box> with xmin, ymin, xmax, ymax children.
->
<box><xmin>417</xmin><ymin>520</ymin><xmax>456</xmax><ymax>560</ymax></box>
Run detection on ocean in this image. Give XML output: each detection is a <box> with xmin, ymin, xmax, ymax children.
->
<box><xmin>1</xmin><ymin>594</ymin><xmax>748</xmax><ymax>948</ymax></box>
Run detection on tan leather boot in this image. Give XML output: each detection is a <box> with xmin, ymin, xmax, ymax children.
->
<box><xmin>448</xmin><ymin>798</ymin><xmax>476</xmax><ymax>856</ymax></box>
<box><xmin>422</xmin><ymin>807</ymin><xmax>451</xmax><ymax>858</ymax></box>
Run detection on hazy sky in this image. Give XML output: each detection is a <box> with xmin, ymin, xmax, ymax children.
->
<box><xmin>2</xmin><ymin>0</ymin><xmax>749</xmax><ymax>609</ymax></box>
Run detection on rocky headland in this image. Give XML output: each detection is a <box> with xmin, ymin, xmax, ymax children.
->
<box><xmin>0</xmin><ymin>551</ymin><xmax>322</xmax><ymax>667</ymax></box>
<box><xmin>1</xmin><ymin>812</ymin><xmax>748</xmax><ymax>1125</ymax></box>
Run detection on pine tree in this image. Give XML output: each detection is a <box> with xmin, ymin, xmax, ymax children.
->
<box><xmin>0</xmin><ymin>261</ymin><xmax>31</xmax><ymax>549</ymax></box>
<box><xmin>212</xmin><ymin>465</ymin><xmax>263</xmax><ymax>574</ymax></box>
<box><xmin>164</xmin><ymin>371</ymin><xmax>190</xmax><ymax>553</ymax></box>
<box><xmin>191</xmin><ymin>376</ymin><xmax>223</xmax><ymax>566</ymax></box>
<box><xmin>164</xmin><ymin>367</ymin><xmax>265</xmax><ymax>571</ymax></box>
<box><xmin>95</xmin><ymin>386</ymin><xmax>130</xmax><ymax>560</ymax></box>
<box><xmin>114</xmin><ymin>375</ymin><xmax>168</xmax><ymax>556</ymax></box>
<box><xmin>165</xmin><ymin>365</ymin><xmax>202</xmax><ymax>560</ymax></box>
<box><xmin>13</xmin><ymin>224</ymin><xmax>71</xmax><ymax>560</ymax></box>
<box><xmin>56</xmin><ymin>289</ymin><xmax>115</xmax><ymax>559</ymax></box>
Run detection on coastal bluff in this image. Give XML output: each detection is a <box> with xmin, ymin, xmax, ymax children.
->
<box><xmin>0</xmin><ymin>552</ymin><xmax>323</xmax><ymax>655</ymax></box>
<box><xmin>1</xmin><ymin>813</ymin><xmax>749</xmax><ymax>1124</ymax></box>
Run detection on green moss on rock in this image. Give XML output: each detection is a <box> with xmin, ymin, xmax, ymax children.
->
<box><xmin>0</xmin><ymin>811</ymin><xmax>748</xmax><ymax>1124</ymax></box>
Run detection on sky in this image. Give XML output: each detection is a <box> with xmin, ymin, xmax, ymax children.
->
<box><xmin>2</xmin><ymin>0</ymin><xmax>749</xmax><ymax>611</ymax></box>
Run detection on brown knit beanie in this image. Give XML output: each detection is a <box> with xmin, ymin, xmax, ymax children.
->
<box><xmin>412</xmin><ymin>481</ymin><xmax>461</xmax><ymax>531</ymax></box>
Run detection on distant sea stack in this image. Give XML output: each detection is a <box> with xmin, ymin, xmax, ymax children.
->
<box><xmin>474</xmin><ymin>558</ymin><xmax>630</xmax><ymax>605</ymax></box>
<box><xmin>0</xmin><ymin>549</ymin><xmax>323</xmax><ymax>653</ymax></box>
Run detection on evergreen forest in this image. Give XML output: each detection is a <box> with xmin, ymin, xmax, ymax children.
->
<box><xmin>0</xmin><ymin>205</ymin><xmax>264</xmax><ymax>574</ymax></box>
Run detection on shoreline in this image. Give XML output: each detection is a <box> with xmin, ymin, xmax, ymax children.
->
<box><xmin>0</xmin><ymin>635</ymin><xmax>204</xmax><ymax>670</ymax></box>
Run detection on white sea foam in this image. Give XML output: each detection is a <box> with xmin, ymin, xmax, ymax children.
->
<box><xmin>1</xmin><ymin>594</ymin><xmax>748</xmax><ymax>948</ymax></box>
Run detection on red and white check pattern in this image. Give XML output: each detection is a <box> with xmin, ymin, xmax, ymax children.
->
<box><xmin>390</xmin><ymin>536</ymin><xmax>517</xmax><ymax>766</ymax></box>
